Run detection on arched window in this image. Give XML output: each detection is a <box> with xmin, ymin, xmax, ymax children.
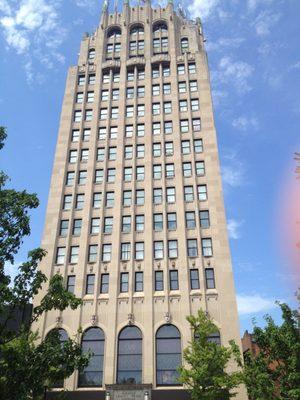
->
<box><xmin>88</xmin><ymin>48</ymin><xmax>95</xmax><ymax>60</ymax></box>
<box><xmin>153</xmin><ymin>21</ymin><xmax>168</xmax><ymax>34</ymax></box>
<box><xmin>181</xmin><ymin>38</ymin><xmax>189</xmax><ymax>53</ymax></box>
<box><xmin>208</xmin><ymin>330</ymin><xmax>221</xmax><ymax>345</ymax></box>
<box><xmin>117</xmin><ymin>326</ymin><xmax>142</xmax><ymax>384</ymax></box>
<box><xmin>152</xmin><ymin>22</ymin><xmax>168</xmax><ymax>54</ymax></box>
<box><xmin>130</xmin><ymin>25</ymin><xmax>144</xmax><ymax>36</ymax></box>
<box><xmin>46</xmin><ymin>328</ymin><xmax>68</xmax><ymax>388</ymax></box>
<box><xmin>129</xmin><ymin>24</ymin><xmax>144</xmax><ymax>57</ymax></box>
<box><xmin>78</xmin><ymin>327</ymin><xmax>105</xmax><ymax>387</ymax></box>
<box><xmin>107</xmin><ymin>27</ymin><xmax>122</xmax><ymax>39</ymax></box>
<box><xmin>156</xmin><ymin>324</ymin><xmax>181</xmax><ymax>386</ymax></box>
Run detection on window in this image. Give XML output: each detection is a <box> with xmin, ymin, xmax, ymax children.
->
<box><xmin>102</xmin><ymin>72</ymin><xmax>110</xmax><ymax>83</ymax></box>
<box><xmin>126</xmin><ymin>87</ymin><xmax>134</xmax><ymax>99</ymax></box>
<box><xmin>165</xmin><ymin>164</ymin><xmax>175</xmax><ymax>178</ymax></box>
<box><xmin>202</xmin><ymin>238</ymin><xmax>213</xmax><ymax>257</ymax></box>
<box><xmin>185</xmin><ymin>212</ymin><xmax>196</xmax><ymax>229</ymax></box>
<box><xmin>66</xmin><ymin>171</ymin><xmax>75</xmax><ymax>185</ymax></box>
<box><xmin>67</xmin><ymin>275</ymin><xmax>75</xmax><ymax>293</ymax></box>
<box><xmin>181</xmin><ymin>140</ymin><xmax>191</xmax><ymax>154</ymax></box>
<box><xmin>81</xmin><ymin>149</ymin><xmax>89</xmax><ymax>162</ymax></box>
<box><xmin>110</xmin><ymin>126</ymin><xmax>118</xmax><ymax>139</ymax></box>
<box><xmin>93</xmin><ymin>192</ymin><xmax>102</xmax><ymax>208</ymax></box>
<box><xmin>152</xmin><ymin>103</ymin><xmax>160</xmax><ymax>115</ymax></box>
<box><xmin>126</xmin><ymin>105</ymin><xmax>134</xmax><ymax>118</ymax></box>
<box><xmin>189</xmin><ymin>80</ymin><xmax>198</xmax><ymax>92</ymax></box>
<box><xmin>197</xmin><ymin>185</ymin><xmax>207</xmax><ymax>201</ymax></box>
<box><xmin>124</xmin><ymin>167</ymin><xmax>132</xmax><ymax>182</ymax></box>
<box><xmin>177</xmin><ymin>64</ymin><xmax>185</xmax><ymax>75</ymax></box>
<box><xmin>78</xmin><ymin>328</ymin><xmax>105</xmax><ymax>387</ymax></box>
<box><xmin>125</xmin><ymin>125</ymin><xmax>133</xmax><ymax>138</ymax></box>
<box><xmin>152</xmin><ymin>66</ymin><xmax>160</xmax><ymax>78</ymax></box>
<box><xmin>112</xmin><ymin>69</ymin><xmax>120</xmax><ymax>80</ymax></box>
<box><xmin>138</xmin><ymin>68</ymin><xmax>145</xmax><ymax>80</ymax></box>
<box><xmin>168</xmin><ymin>240</ymin><xmax>178</xmax><ymax>258</ymax></box>
<box><xmin>78</xmin><ymin>75</ymin><xmax>85</xmax><ymax>85</ymax></box>
<box><xmin>100</xmin><ymin>273</ymin><xmax>109</xmax><ymax>294</ymax></box>
<box><xmin>63</xmin><ymin>195</ymin><xmax>72</xmax><ymax>210</ymax></box>
<box><xmin>187</xmin><ymin>239</ymin><xmax>198</xmax><ymax>257</ymax></box>
<box><xmin>76</xmin><ymin>92</ymin><xmax>83</xmax><ymax>103</ymax></box>
<box><xmin>195</xmin><ymin>161</ymin><xmax>205</xmax><ymax>176</ymax></box>
<box><xmin>167</xmin><ymin>213</ymin><xmax>177</xmax><ymax>230</ymax></box>
<box><xmin>56</xmin><ymin>247</ymin><xmax>65</xmax><ymax>264</ymax></box>
<box><xmin>164</xmin><ymin>101</ymin><xmax>172</xmax><ymax>114</ymax></box>
<box><xmin>152</xmin><ymin>84</ymin><xmax>160</xmax><ymax>96</ymax></box>
<box><xmin>155</xmin><ymin>271</ymin><xmax>164</xmax><ymax>291</ymax></box>
<box><xmin>154</xmin><ymin>213</ymin><xmax>163</xmax><ymax>231</ymax></box>
<box><xmin>125</xmin><ymin>146</ymin><xmax>133</xmax><ymax>160</ymax></box>
<box><xmin>76</xmin><ymin>194</ymin><xmax>85</xmax><ymax>209</ymax></box>
<box><xmin>154</xmin><ymin>241</ymin><xmax>163</xmax><ymax>259</ymax></box>
<box><xmin>205</xmin><ymin>268</ymin><xmax>215</xmax><ymax>289</ymax></box>
<box><xmin>162</xmin><ymin>64</ymin><xmax>170</xmax><ymax>76</ymax></box>
<box><xmin>121</xmin><ymin>243</ymin><xmax>131</xmax><ymax>261</ymax></box>
<box><xmin>183</xmin><ymin>162</ymin><xmax>192</xmax><ymax>177</ymax></box>
<box><xmin>100</xmin><ymin>108</ymin><xmax>108</xmax><ymax>120</ymax></box>
<box><xmin>88</xmin><ymin>48</ymin><xmax>95</xmax><ymax>60</ymax></box>
<box><xmin>153</xmin><ymin>188</ymin><xmax>162</xmax><ymax>204</ymax></box>
<box><xmin>87</xmin><ymin>91</ymin><xmax>94</xmax><ymax>103</ymax></box>
<box><xmin>178</xmin><ymin>81</ymin><xmax>187</xmax><ymax>93</ymax></box>
<box><xmin>188</xmin><ymin>63</ymin><xmax>196</xmax><ymax>74</ymax></box>
<box><xmin>169</xmin><ymin>270</ymin><xmax>179</xmax><ymax>290</ymax></box>
<box><xmin>83</xmin><ymin>129</ymin><xmax>90</xmax><ymax>141</ymax></box>
<box><xmin>86</xmin><ymin>274</ymin><xmax>95</xmax><ymax>294</ymax></box>
<box><xmin>136</xmin><ymin>144</ymin><xmax>145</xmax><ymax>158</ymax></box>
<box><xmin>180</xmin><ymin>119</ymin><xmax>189</xmax><ymax>133</ymax></box>
<box><xmin>191</xmin><ymin>98</ymin><xmax>199</xmax><ymax>111</ymax></box>
<box><xmin>156</xmin><ymin>324</ymin><xmax>181</xmax><ymax>386</ymax></box>
<box><xmin>88</xmin><ymin>74</ymin><xmax>95</xmax><ymax>84</ymax></box>
<box><xmin>153</xmin><ymin>143</ymin><xmax>161</xmax><ymax>157</ymax></box>
<box><xmin>85</xmin><ymin>110</ymin><xmax>93</xmax><ymax>121</ymax></box>
<box><xmin>184</xmin><ymin>186</ymin><xmax>194</xmax><ymax>202</ymax></box>
<box><xmin>123</xmin><ymin>190</ymin><xmax>132</xmax><ymax>206</ymax></box>
<box><xmin>101</xmin><ymin>90</ymin><xmax>109</xmax><ymax>101</ymax></box>
<box><xmin>135</xmin><ymin>242</ymin><xmax>144</xmax><ymax>260</ymax></box>
<box><xmin>136</xmin><ymin>166</ymin><xmax>144</xmax><ymax>181</ymax></box>
<box><xmin>70</xmin><ymin>246</ymin><xmax>79</xmax><ymax>263</ymax></box>
<box><xmin>102</xmin><ymin>244</ymin><xmax>112</xmax><ymax>262</ymax></box>
<box><xmin>111</xmin><ymin>107</ymin><xmax>119</xmax><ymax>119</ymax></box>
<box><xmin>137</xmin><ymin>124</ymin><xmax>145</xmax><ymax>137</ymax></box>
<box><xmin>164</xmin><ymin>121</ymin><xmax>173</xmax><ymax>135</ymax></box>
<box><xmin>136</xmin><ymin>189</ymin><xmax>145</xmax><ymax>205</ymax></box>
<box><xmin>117</xmin><ymin>326</ymin><xmax>142</xmax><ymax>384</ymax></box>
<box><xmin>108</xmin><ymin>147</ymin><xmax>117</xmax><ymax>160</ymax></box>
<box><xmin>179</xmin><ymin>100</ymin><xmax>188</xmax><ymax>112</ymax></box>
<box><xmin>88</xmin><ymin>245</ymin><xmax>98</xmax><ymax>262</ymax></box>
<box><xmin>135</xmin><ymin>215</ymin><xmax>144</xmax><ymax>232</ymax></box>
<box><xmin>105</xmin><ymin>191</ymin><xmax>115</xmax><ymax>207</ymax></box>
<box><xmin>59</xmin><ymin>220</ymin><xmax>69</xmax><ymax>236</ymax></box>
<box><xmin>99</xmin><ymin>127</ymin><xmax>107</xmax><ymax>140</ymax></box>
<box><xmin>163</xmin><ymin>83</ymin><xmax>171</xmax><ymax>95</ymax></box>
<box><xmin>127</xmin><ymin>70</ymin><xmax>134</xmax><ymax>81</ymax></box>
<box><xmin>95</xmin><ymin>169</ymin><xmax>104</xmax><ymax>183</ymax></box>
<box><xmin>103</xmin><ymin>217</ymin><xmax>114</xmax><ymax>234</ymax></box>
<box><xmin>90</xmin><ymin>218</ymin><xmax>100</xmax><ymax>234</ymax></box>
<box><xmin>135</xmin><ymin>272</ymin><xmax>143</xmax><ymax>292</ymax></box>
<box><xmin>73</xmin><ymin>219</ymin><xmax>82</xmax><ymax>235</ymax></box>
<box><xmin>137</xmin><ymin>86</ymin><xmax>145</xmax><ymax>98</ymax></box>
<box><xmin>78</xmin><ymin>170</ymin><xmax>87</xmax><ymax>184</ymax></box>
<box><xmin>165</xmin><ymin>142</ymin><xmax>173</xmax><ymax>156</ymax></box>
<box><xmin>208</xmin><ymin>331</ymin><xmax>221</xmax><ymax>345</ymax></box>
<box><xmin>194</xmin><ymin>139</ymin><xmax>203</xmax><ymax>153</ymax></box>
<box><xmin>112</xmin><ymin>89</ymin><xmax>119</xmax><ymax>101</ymax></box>
<box><xmin>181</xmin><ymin>38</ymin><xmax>189</xmax><ymax>53</ymax></box>
<box><xmin>69</xmin><ymin>150</ymin><xmax>77</xmax><ymax>163</ymax></box>
<box><xmin>153</xmin><ymin>122</ymin><xmax>161</xmax><ymax>136</ymax></box>
<box><xmin>153</xmin><ymin>164</ymin><xmax>162</xmax><ymax>180</ymax></box>
<box><xmin>166</xmin><ymin>187</ymin><xmax>175</xmax><ymax>203</ymax></box>
<box><xmin>137</xmin><ymin>104</ymin><xmax>145</xmax><ymax>117</ymax></box>
<box><xmin>190</xmin><ymin>269</ymin><xmax>200</xmax><ymax>290</ymax></box>
<box><xmin>120</xmin><ymin>272</ymin><xmax>129</xmax><ymax>293</ymax></box>
<box><xmin>122</xmin><ymin>216</ymin><xmax>131</xmax><ymax>233</ymax></box>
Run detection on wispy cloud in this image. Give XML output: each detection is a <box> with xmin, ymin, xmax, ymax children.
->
<box><xmin>237</xmin><ymin>294</ymin><xmax>277</xmax><ymax>315</ymax></box>
<box><xmin>232</xmin><ymin>116</ymin><xmax>259</xmax><ymax>132</ymax></box>
<box><xmin>289</xmin><ymin>61</ymin><xmax>300</xmax><ymax>71</ymax></box>
<box><xmin>247</xmin><ymin>0</ymin><xmax>276</xmax><ymax>11</ymax></box>
<box><xmin>227</xmin><ymin>219</ymin><xmax>243</xmax><ymax>240</ymax></box>
<box><xmin>253</xmin><ymin>10</ymin><xmax>281</xmax><ymax>36</ymax></box>
<box><xmin>188</xmin><ymin>0</ymin><xmax>220</xmax><ymax>20</ymax></box>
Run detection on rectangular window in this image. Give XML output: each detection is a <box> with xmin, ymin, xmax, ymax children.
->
<box><xmin>100</xmin><ymin>273</ymin><xmax>109</xmax><ymax>294</ymax></box>
<box><xmin>121</xmin><ymin>242</ymin><xmax>131</xmax><ymax>261</ymax></box>
<box><xmin>105</xmin><ymin>192</ymin><xmax>114</xmax><ymax>208</ymax></box>
<box><xmin>69</xmin><ymin>150</ymin><xmax>77</xmax><ymax>163</ymax></box>
<box><xmin>178</xmin><ymin>81</ymin><xmax>187</xmax><ymax>93</ymax></box>
<box><xmin>194</xmin><ymin>139</ymin><xmax>203</xmax><ymax>153</ymax></box>
<box><xmin>125</xmin><ymin>125</ymin><xmax>133</xmax><ymax>138</ymax></box>
<box><xmin>168</xmin><ymin>240</ymin><xmax>178</xmax><ymax>258</ymax></box>
<box><xmin>113</xmin><ymin>71</ymin><xmax>120</xmax><ymax>83</ymax></box>
<box><xmin>71</xmin><ymin>129</ymin><xmax>80</xmax><ymax>142</ymax></box>
<box><xmin>108</xmin><ymin>147</ymin><xmax>117</xmax><ymax>160</ymax></box>
<box><xmin>136</xmin><ymin>144</ymin><xmax>145</xmax><ymax>158</ymax></box>
<box><xmin>189</xmin><ymin>80</ymin><xmax>198</xmax><ymax>92</ymax></box>
<box><xmin>56</xmin><ymin>247</ymin><xmax>65</xmax><ymax>264</ymax></box>
<box><xmin>196</xmin><ymin>161</ymin><xmax>205</xmax><ymax>176</ymax></box>
<box><xmin>83</xmin><ymin>128</ymin><xmax>90</xmax><ymax>141</ymax></box>
<box><xmin>136</xmin><ymin>189</ymin><xmax>145</xmax><ymax>205</ymax></box>
<box><xmin>155</xmin><ymin>271</ymin><xmax>164</xmax><ymax>291</ymax></box>
<box><xmin>183</xmin><ymin>162</ymin><xmax>192</xmax><ymax>177</ymax></box>
<box><xmin>192</xmin><ymin>118</ymin><xmax>201</xmax><ymax>131</ymax></box>
<box><xmin>152</xmin><ymin>66</ymin><xmax>160</xmax><ymax>78</ymax></box>
<box><xmin>184</xmin><ymin>186</ymin><xmax>194</xmax><ymax>202</ymax></box>
<box><xmin>73</xmin><ymin>219</ymin><xmax>82</xmax><ymax>235</ymax></box>
<box><xmin>67</xmin><ymin>275</ymin><xmax>75</xmax><ymax>293</ymax></box>
<box><xmin>88</xmin><ymin>74</ymin><xmax>95</xmax><ymax>84</ymax></box>
<box><xmin>70</xmin><ymin>246</ymin><xmax>79</xmax><ymax>263</ymax></box>
<box><xmin>163</xmin><ymin>83</ymin><xmax>171</xmax><ymax>95</ymax></box>
<box><xmin>127</xmin><ymin>87</ymin><xmax>134</xmax><ymax>99</ymax></box>
<box><xmin>102</xmin><ymin>72</ymin><xmax>110</xmax><ymax>83</ymax></box>
<box><xmin>135</xmin><ymin>272</ymin><xmax>143</xmax><ymax>292</ymax></box>
<box><xmin>153</xmin><ymin>122</ymin><xmax>161</xmax><ymax>136</ymax></box>
<box><xmin>78</xmin><ymin>170</ymin><xmax>87</xmax><ymax>184</ymax></box>
<box><xmin>85</xmin><ymin>110</ymin><xmax>93</xmax><ymax>121</ymax></box>
<box><xmin>87</xmin><ymin>91</ymin><xmax>94</xmax><ymax>103</ymax></box>
<box><xmin>166</xmin><ymin>187</ymin><xmax>175</xmax><ymax>203</ymax></box>
<box><xmin>88</xmin><ymin>245</ymin><xmax>98</xmax><ymax>262</ymax></box>
<box><xmin>120</xmin><ymin>272</ymin><xmax>129</xmax><ymax>293</ymax></box>
<box><xmin>167</xmin><ymin>212</ymin><xmax>177</xmax><ymax>230</ymax></box>
<box><xmin>100</xmin><ymin>108</ymin><xmax>108</xmax><ymax>120</ymax></box>
<box><xmin>180</xmin><ymin>119</ymin><xmax>189</xmax><ymax>133</ymax></box>
<box><xmin>99</xmin><ymin>127</ymin><xmax>107</xmax><ymax>140</ymax></box>
<box><xmin>165</xmin><ymin>142</ymin><xmax>173</xmax><ymax>156</ymax></box>
<box><xmin>162</xmin><ymin>65</ymin><xmax>170</xmax><ymax>76</ymax></box>
<box><xmin>152</xmin><ymin>103</ymin><xmax>160</xmax><ymax>115</ymax></box>
<box><xmin>190</xmin><ymin>269</ymin><xmax>200</xmax><ymax>290</ymax></box>
<box><xmin>177</xmin><ymin>64</ymin><xmax>185</xmax><ymax>75</ymax></box>
<box><xmin>126</xmin><ymin>105</ymin><xmax>134</xmax><ymax>118</ymax></box>
<box><xmin>110</xmin><ymin>126</ymin><xmax>118</xmax><ymax>139</ymax></box>
<box><xmin>185</xmin><ymin>211</ymin><xmax>196</xmax><ymax>229</ymax></box>
<box><xmin>153</xmin><ymin>188</ymin><xmax>162</xmax><ymax>204</ymax></box>
<box><xmin>152</xmin><ymin>84</ymin><xmax>160</xmax><ymax>96</ymax></box>
<box><xmin>136</xmin><ymin>166</ymin><xmax>145</xmax><ymax>181</ymax></box>
<box><xmin>78</xmin><ymin>75</ymin><xmax>85</xmax><ymax>85</ymax></box>
<box><xmin>137</xmin><ymin>104</ymin><xmax>145</xmax><ymax>117</ymax></box>
<box><xmin>124</xmin><ymin>167</ymin><xmax>133</xmax><ymax>182</ymax></box>
<box><xmin>179</xmin><ymin>100</ymin><xmax>188</xmax><ymax>112</ymax></box>
<box><xmin>90</xmin><ymin>218</ymin><xmax>100</xmax><ymax>234</ymax></box>
<box><xmin>181</xmin><ymin>140</ymin><xmax>191</xmax><ymax>154</ymax></box>
<box><xmin>124</xmin><ymin>145</ymin><xmax>133</xmax><ymax>159</ymax></box>
<box><xmin>188</xmin><ymin>62</ymin><xmax>196</xmax><ymax>74</ymax></box>
<box><xmin>75</xmin><ymin>194</ymin><xmax>84</xmax><ymax>209</ymax></box>
<box><xmin>169</xmin><ymin>270</ymin><xmax>179</xmax><ymax>290</ymax></box>
<box><xmin>101</xmin><ymin>90</ymin><xmax>109</xmax><ymax>101</ymax></box>
<box><xmin>198</xmin><ymin>185</ymin><xmax>207</xmax><ymax>201</ymax></box>
<box><xmin>76</xmin><ymin>92</ymin><xmax>84</xmax><ymax>103</ymax></box>
<box><xmin>135</xmin><ymin>242</ymin><xmax>144</xmax><ymax>260</ymax></box>
<box><xmin>202</xmin><ymin>238</ymin><xmax>213</xmax><ymax>257</ymax></box>
<box><xmin>135</xmin><ymin>215</ymin><xmax>144</xmax><ymax>232</ymax></box>
<box><xmin>80</xmin><ymin>149</ymin><xmax>89</xmax><ymax>162</ymax></box>
<box><xmin>164</xmin><ymin>121</ymin><xmax>173</xmax><ymax>135</ymax></box>
<box><xmin>187</xmin><ymin>239</ymin><xmax>198</xmax><ymax>257</ymax></box>
<box><xmin>138</xmin><ymin>68</ymin><xmax>145</xmax><ymax>80</ymax></box>
<box><xmin>205</xmin><ymin>268</ymin><xmax>215</xmax><ymax>289</ymax></box>
<box><xmin>112</xmin><ymin>89</ymin><xmax>119</xmax><ymax>100</ymax></box>
<box><xmin>191</xmin><ymin>98</ymin><xmax>199</xmax><ymax>111</ymax></box>
<box><xmin>95</xmin><ymin>169</ymin><xmax>104</xmax><ymax>183</ymax></box>
<box><xmin>102</xmin><ymin>244</ymin><xmax>112</xmax><ymax>262</ymax></box>
<box><xmin>165</xmin><ymin>163</ymin><xmax>175</xmax><ymax>178</ymax></box>
<box><xmin>164</xmin><ymin>101</ymin><xmax>172</xmax><ymax>114</ymax></box>
<box><xmin>63</xmin><ymin>195</ymin><xmax>72</xmax><ymax>210</ymax></box>
<box><xmin>123</xmin><ymin>190</ymin><xmax>132</xmax><ymax>206</ymax></box>
<box><xmin>86</xmin><ymin>274</ymin><xmax>95</xmax><ymax>294</ymax></box>
<box><xmin>154</xmin><ymin>241</ymin><xmax>164</xmax><ymax>259</ymax></box>
<box><xmin>153</xmin><ymin>143</ymin><xmax>161</xmax><ymax>157</ymax></box>
<box><xmin>122</xmin><ymin>215</ymin><xmax>131</xmax><ymax>233</ymax></box>
<box><xmin>153</xmin><ymin>164</ymin><xmax>162</xmax><ymax>180</ymax></box>
<box><xmin>93</xmin><ymin>192</ymin><xmax>102</xmax><ymax>208</ymax></box>
<box><xmin>127</xmin><ymin>70</ymin><xmax>134</xmax><ymax>81</ymax></box>
<box><xmin>137</xmin><ymin>86</ymin><xmax>145</xmax><ymax>98</ymax></box>
<box><xmin>66</xmin><ymin>172</ymin><xmax>75</xmax><ymax>186</ymax></box>
<box><xmin>111</xmin><ymin>107</ymin><xmax>119</xmax><ymax>119</ymax></box>
<box><xmin>59</xmin><ymin>220</ymin><xmax>69</xmax><ymax>236</ymax></box>
<box><xmin>154</xmin><ymin>213</ymin><xmax>163</xmax><ymax>231</ymax></box>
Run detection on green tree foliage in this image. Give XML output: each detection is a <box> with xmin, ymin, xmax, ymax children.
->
<box><xmin>178</xmin><ymin>309</ymin><xmax>244</xmax><ymax>400</ymax></box>
<box><xmin>0</xmin><ymin>127</ymin><xmax>89</xmax><ymax>399</ymax></box>
<box><xmin>244</xmin><ymin>302</ymin><xmax>300</xmax><ymax>400</ymax></box>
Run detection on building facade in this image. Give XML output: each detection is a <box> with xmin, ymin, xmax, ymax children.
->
<box><xmin>33</xmin><ymin>1</ymin><xmax>247</xmax><ymax>399</ymax></box>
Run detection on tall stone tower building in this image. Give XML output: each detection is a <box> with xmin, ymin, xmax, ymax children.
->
<box><xmin>34</xmin><ymin>1</ymin><xmax>247</xmax><ymax>399</ymax></box>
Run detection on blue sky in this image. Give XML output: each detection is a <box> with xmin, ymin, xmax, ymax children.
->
<box><xmin>0</xmin><ymin>0</ymin><xmax>299</xmax><ymax>334</ymax></box>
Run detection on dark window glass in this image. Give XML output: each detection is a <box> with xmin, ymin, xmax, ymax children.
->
<box><xmin>155</xmin><ymin>271</ymin><xmax>164</xmax><ymax>291</ymax></box>
<box><xmin>67</xmin><ymin>275</ymin><xmax>75</xmax><ymax>293</ymax></box>
<box><xmin>190</xmin><ymin>269</ymin><xmax>200</xmax><ymax>290</ymax></box>
<box><xmin>117</xmin><ymin>326</ymin><xmax>142</xmax><ymax>384</ymax></box>
<box><xmin>169</xmin><ymin>270</ymin><xmax>179</xmax><ymax>290</ymax></box>
<box><xmin>135</xmin><ymin>272</ymin><xmax>143</xmax><ymax>292</ymax></box>
<box><xmin>205</xmin><ymin>268</ymin><xmax>215</xmax><ymax>289</ymax></box>
<box><xmin>100</xmin><ymin>273</ymin><xmax>109</xmax><ymax>294</ymax></box>
<box><xmin>120</xmin><ymin>272</ymin><xmax>129</xmax><ymax>293</ymax></box>
<box><xmin>199</xmin><ymin>210</ymin><xmax>210</xmax><ymax>228</ymax></box>
<box><xmin>86</xmin><ymin>274</ymin><xmax>95</xmax><ymax>294</ymax></box>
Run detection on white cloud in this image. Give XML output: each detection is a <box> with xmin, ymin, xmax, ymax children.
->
<box><xmin>232</xmin><ymin>116</ymin><xmax>259</xmax><ymax>131</ymax></box>
<box><xmin>206</xmin><ymin>37</ymin><xmax>245</xmax><ymax>52</ymax></box>
<box><xmin>188</xmin><ymin>0</ymin><xmax>220</xmax><ymax>20</ymax></box>
<box><xmin>0</xmin><ymin>0</ymin><xmax>11</xmax><ymax>15</ymax></box>
<box><xmin>289</xmin><ymin>61</ymin><xmax>300</xmax><ymax>71</ymax></box>
<box><xmin>222</xmin><ymin>165</ymin><xmax>244</xmax><ymax>187</ymax></box>
<box><xmin>253</xmin><ymin>11</ymin><xmax>281</xmax><ymax>36</ymax></box>
<box><xmin>227</xmin><ymin>219</ymin><xmax>243</xmax><ymax>240</ymax></box>
<box><xmin>73</xmin><ymin>0</ymin><xmax>97</xmax><ymax>11</ymax></box>
<box><xmin>247</xmin><ymin>0</ymin><xmax>276</xmax><ymax>11</ymax></box>
<box><xmin>237</xmin><ymin>294</ymin><xmax>276</xmax><ymax>315</ymax></box>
